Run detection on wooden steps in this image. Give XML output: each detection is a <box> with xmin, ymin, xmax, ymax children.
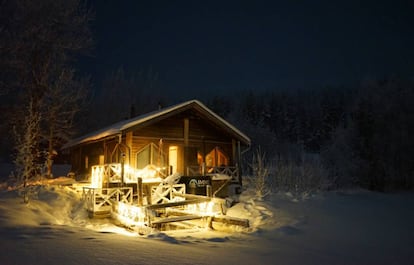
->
<box><xmin>212</xmin><ymin>216</ymin><xmax>249</xmax><ymax>227</ymax></box>
<box><xmin>151</xmin><ymin>215</ymin><xmax>203</xmax><ymax>225</ymax></box>
<box><xmin>146</xmin><ymin>198</ymin><xmax>210</xmax><ymax>210</ymax></box>
<box><xmin>87</xmin><ymin>187</ymin><xmax>250</xmax><ymax>231</ymax></box>
<box><xmin>146</xmin><ymin>197</ymin><xmax>210</xmax><ymax>228</ymax></box>
<box><xmin>88</xmin><ymin>210</ymin><xmax>111</xmax><ymax>219</ymax></box>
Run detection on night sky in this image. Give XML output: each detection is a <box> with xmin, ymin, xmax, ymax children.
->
<box><xmin>82</xmin><ymin>0</ymin><xmax>414</xmax><ymax>99</ymax></box>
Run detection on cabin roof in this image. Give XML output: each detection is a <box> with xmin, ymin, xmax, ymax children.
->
<box><xmin>62</xmin><ymin>99</ymin><xmax>250</xmax><ymax>149</ymax></box>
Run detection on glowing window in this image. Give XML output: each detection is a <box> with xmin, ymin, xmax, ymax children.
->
<box><xmin>205</xmin><ymin>147</ymin><xmax>228</xmax><ymax>167</ymax></box>
<box><xmin>136</xmin><ymin>143</ymin><xmax>165</xmax><ymax>169</ymax></box>
<box><xmin>99</xmin><ymin>155</ymin><xmax>105</xmax><ymax>165</ymax></box>
<box><xmin>169</xmin><ymin>146</ymin><xmax>178</xmax><ymax>174</ymax></box>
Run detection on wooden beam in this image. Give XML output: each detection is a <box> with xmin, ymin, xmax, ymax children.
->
<box><xmin>184</xmin><ymin>118</ymin><xmax>189</xmax><ymax>146</ymax></box>
<box><xmin>126</xmin><ymin>131</ymin><xmax>133</xmax><ymax>165</ymax></box>
<box><xmin>232</xmin><ymin>139</ymin><xmax>237</xmax><ymax>165</ymax></box>
<box><xmin>137</xmin><ymin>177</ymin><xmax>143</xmax><ymax>206</ymax></box>
<box><xmin>172</xmin><ymin>192</ymin><xmax>226</xmax><ymax>204</ymax></box>
<box><xmin>145</xmin><ymin>198</ymin><xmax>210</xmax><ymax>210</ymax></box>
<box><xmin>151</xmin><ymin>215</ymin><xmax>203</xmax><ymax>225</ymax></box>
<box><xmin>212</xmin><ymin>216</ymin><xmax>249</xmax><ymax>227</ymax></box>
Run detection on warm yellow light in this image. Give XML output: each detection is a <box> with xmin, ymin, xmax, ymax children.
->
<box><xmin>186</xmin><ymin>201</ymin><xmax>217</xmax><ymax>216</ymax></box>
<box><xmin>169</xmin><ymin>146</ymin><xmax>178</xmax><ymax>174</ymax></box>
<box><xmin>90</xmin><ymin>166</ymin><xmax>103</xmax><ymax>188</ymax></box>
<box><xmin>136</xmin><ymin>167</ymin><xmax>157</xmax><ymax>179</ymax></box>
<box><xmin>90</xmin><ymin>163</ymin><xmax>162</xmax><ymax>186</ymax></box>
<box><xmin>115</xmin><ymin>202</ymin><xmax>146</xmax><ymax>227</ymax></box>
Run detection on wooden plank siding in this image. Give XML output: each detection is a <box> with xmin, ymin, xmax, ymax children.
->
<box><xmin>128</xmin><ymin>114</ymin><xmax>235</xmax><ymax>174</ymax></box>
<box><xmin>64</xmin><ymin>100</ymin><xmax>250</xmax><ymax>181</ymax></box>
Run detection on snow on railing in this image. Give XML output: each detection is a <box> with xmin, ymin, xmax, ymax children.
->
<box><xmin>91</xmin><ymin>163</ymin><xmax>167</xmax><ymax>187</ymax></box>
<box><xmin>151</xmin><ymin>184</ymin><xmax>186</xmax><ymax>204</ymax></box>
<box><xmin>83</xmin><ymin>187</ymin><xmax>133</xmax><ymax>214</ymax></box>
<box><xmin>112</xmin><ymin>201</ymin><xmax>146</xmax><ymax>228</ymax></box>
<box><xmin>186</xmin><ymin>165</ymin><xmax>239</xmax><ymax>181</ymax></box>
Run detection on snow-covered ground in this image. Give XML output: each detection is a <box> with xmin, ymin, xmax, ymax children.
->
<box><xmin>1</xmin><ymin>169</ymin><xmax>414</xmax><ymax>265</ymax></box>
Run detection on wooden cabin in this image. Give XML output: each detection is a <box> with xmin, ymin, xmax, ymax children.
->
<box><xmin>62</xmin><ymin>100</ymin><xmax>250</xmax><ymax>196</ymax></box>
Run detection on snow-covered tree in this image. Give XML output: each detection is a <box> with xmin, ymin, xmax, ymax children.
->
<box><xmin>42</xmin><ymin>68</ymin><xmax>89</xmax><ymax>177</ymax></box>
<box><xmin>1</xmin><ymin>0</ymin><xmax>92</xmax><ymax>178</ymax></box>
<box><xmin>249</xmin><ymin>148</ymin><xmax>271</xmax><ymax>200</ymax></box>
<box><xmin>13</xmin><ymin>99</ymin><xmax>42</xmax><ymax>203</ymax></box>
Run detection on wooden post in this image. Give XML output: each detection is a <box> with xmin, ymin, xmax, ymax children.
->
<box><xmin>232</xmin><ymin>139</ymin><xmax>237</xmax><ymax>165</ymax></box>
<box><xmin>202</xmin><ymin>162</ymin><xmax>206</xmax><ymax>176</ymax></box>
<box><xmin>137</xmin><ymin>177</ymin><xmax>143</xmax><ymax>206</ymax></box>
<box><xmin>126</xmin><ymin>131</ymin><xmax>133</xmax><ymax>166</ymax></box>
<box><xmin>206</xmin><ymin>185</ymin><xmax>212</xmax><ymax>197</ymax></box>
<box><xmin>121</xmin><ymin>153</ymin><xmax>125</xmax><ymax>187</ymax></box>
<box><xmin>184</xmin><ymin>118</ymin><xmax>189</xmax><ymax>146</ymax></box>
<box><xmin>146</xmin><ymin>185</ymin><xmax>152</xmax><ymax>205</ymax></box>
<box><xmin>237</xmin><ymin>141</ymin><xmax>242</xmax><ymax>186</ymax></box>
<box><xmin>183</xmin><ymin>118</ymin><xmax>189</xmax><ymax>174</ymax></box>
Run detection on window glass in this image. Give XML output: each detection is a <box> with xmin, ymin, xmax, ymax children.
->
<box><xmin>136</xmin><ymin>143</ymin><xmax>166</xmax><ymax>169</ymax></box>
<box><xmin>136</xmin><ymin>146</ymin><xmax>150</xmax><ymax>169</ymax></box>
<box><xmin>205</xmin><ymin>147</ymin><xmax>228</xmax><ymax>167</ymax></box>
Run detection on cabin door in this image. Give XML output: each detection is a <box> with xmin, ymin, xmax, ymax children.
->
<box><xmin>169</xmin><ymin>146</ymin><xmax>178</xmax><ymax>174</ymax></box>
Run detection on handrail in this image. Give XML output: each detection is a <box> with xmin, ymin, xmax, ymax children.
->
<box><xmin>186</xmin><ymin>165</ymin><xmax>239</xmax><ymax>181</ymax></box>
<box><xmin>91</xmin><ymin>163</ymin><xmax>167</xmax><ymax>185</ymax></box>
<box><xmin>83</xmin><ymin>187</ymin><xmax>133</xmax><ymax>213</ymax></box>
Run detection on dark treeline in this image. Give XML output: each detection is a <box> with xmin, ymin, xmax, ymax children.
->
<box><xmin>0</xmin><ymin>0</ymin><xmax>92</xmax><ymax>202</ymax></box>
<box><xmin>2</xmin><ymin>0</ymin><xmax>412</xmax><ymax>195</ymax></box>
<box><xmin>85</xmin><ymin>72</ymin><xmax>414</xmax><ymax>192</ymax></box>
<box><xmin>206</xmin><ymin>78</ymin><xmax>414</xmax><ymax>192</ymax></box>
<box><xmin>80</xmin><ymin>66</ymin><xmax>166</xmax><ymax>132</ymax></box>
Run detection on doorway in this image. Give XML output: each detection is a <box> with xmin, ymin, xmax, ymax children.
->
<box><xmin>169</xmin><ymin>146</ymin><xmax>178</xmax><ymax>174</ymax></box>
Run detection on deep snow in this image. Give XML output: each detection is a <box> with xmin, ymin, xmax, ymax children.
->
<box><xmin>1</xmin><ymin>169</ymin><xmax>414</xmax><ymax>265</ymax></box>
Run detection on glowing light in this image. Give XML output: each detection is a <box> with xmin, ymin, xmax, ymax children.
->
<box><xmin>90</xmin><ymin>163</ymin><xmax>162</xmax><ymax>187</ymax></box>
<box><xmin>90</xmin><ymin>166</ymin><xmax>103</xmax><ymax>188</ymax></box>
<box><xmin>115</xmin><ymin>202</ymin><xmax>146</xmax><ymax>227</ymax></box>
<box><xmin>186</xmin><ymin>201</ymin><xmax>217</xmax><ymax>216</ymax></box>
<box><xmin>135</xmin><ymin>166</ymin><xmax>157</xmax><ymax>179</ymax></box>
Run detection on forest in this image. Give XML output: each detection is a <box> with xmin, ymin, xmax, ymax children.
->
<box><xmin>87</xmin><ymin>70</ymin><xmax>414</xmax><ymax>193</ymax></box>
<box><xmin>1</xmin><ymin>0</ymin><xmax>413</xmax><ymax>194</ymax></box>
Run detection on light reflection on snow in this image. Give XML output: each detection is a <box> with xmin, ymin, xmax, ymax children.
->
<box><xmin>185</xmin><ymin>201</ymin><xmax>216</xmax><ymax>216</ymax></box>
<box><xmin>95</xmin><ymin>225</ymin><xmax>137</xmax><ymax>237</ymax></box>
<box><xmin>115</xmin><ymin>202</ymin><xmax>146</xmax><ymax>228</ymax></box>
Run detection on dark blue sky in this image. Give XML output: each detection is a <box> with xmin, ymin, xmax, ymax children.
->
<box><xmin>83</xmin><ymin>0</ymin><xmax>414</xmax><ymax>99</ymax></box>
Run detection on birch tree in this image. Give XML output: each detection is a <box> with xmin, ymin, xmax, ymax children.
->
<box><xmin>13</xmin><ymin>99</ymin><xmax>42</xmax><ymax>203</ymax></box>
<box><xmin>1</xmin><ymin>0</ymin><xmax>93</xmax><ymax>194</ymax></box>
<box><xmin>42</xmin><ymin>68</ymin><xmax>89</xmax><ymax>177</ymax></box>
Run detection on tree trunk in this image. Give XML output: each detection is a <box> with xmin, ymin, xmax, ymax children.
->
<box><xmin>47</xmin><ymin>129</ymin><xmax>54</xmax><ymax>178</ymax></box>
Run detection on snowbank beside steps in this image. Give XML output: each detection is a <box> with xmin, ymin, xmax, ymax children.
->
<box><xmin>1</xmin><ymin>178</ymin><xmax>414</xmax><ymax>265</ymax></box>
<box><xmin>0</xmin><ymin>185</ymin><xmax>84</xmax><ymax>227</ymax></box>
<box><xmin>0</xmin><ymin>180</ymin><xmax>279</xmax><ymax>236</ymax></box>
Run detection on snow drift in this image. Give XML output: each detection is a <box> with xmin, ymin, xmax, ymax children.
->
<box><xmin>1</xmin><ymin>177</ymin><xmax>414</xmax><ymax>265</ymax></box>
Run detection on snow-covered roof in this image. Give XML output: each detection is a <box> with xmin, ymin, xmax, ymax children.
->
<box><xmin>62</xmin><ymin>99</ymin><xmax>250</xmax><ymax>149</ymax></box>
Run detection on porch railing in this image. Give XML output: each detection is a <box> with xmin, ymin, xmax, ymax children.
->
<box><xmin>151</xmin><ymin>184</ymin><xmax>186</xmax><ymax>204</ymax></box>
<box><xmin>186</xmin><ymin>165</ymin><xmax>239</xmax><ymax>182</ymax></box>
<box><xmin>83</xmin><ymin>187</ymin><xmax>133</xmax><ymax>214</ymax></box>
<box><xmin>91</xmin><ymin>163</ymin><xmax>167</xmax><ymax>187</ymax></box>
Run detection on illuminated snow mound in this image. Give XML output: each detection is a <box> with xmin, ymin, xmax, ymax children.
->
<box><xmin>1</xmin><ymin>179</ymin><xmax>414</xmax><ymax>265</ymax></box>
